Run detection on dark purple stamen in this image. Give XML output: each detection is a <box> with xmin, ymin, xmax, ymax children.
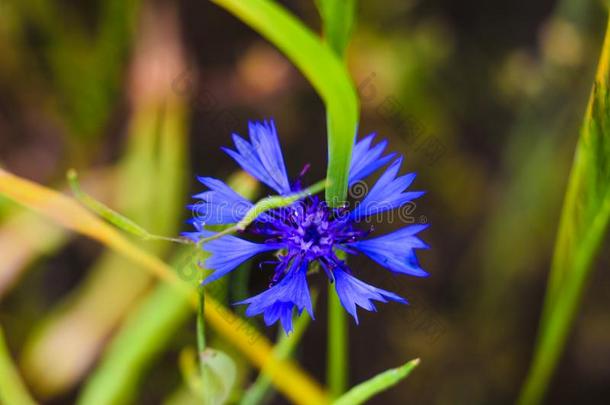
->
<box><xmin>249</xmin><ymin>196</ymin><xmax>368</xmax><ymax>275</ymax></box>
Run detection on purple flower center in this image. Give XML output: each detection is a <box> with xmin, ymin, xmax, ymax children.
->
<box><xmin>249</xmin><ymin>197</ymin><xmax>368</xmax><ymax>283</ymax></box>
<box><xmin>286</xmin><ymin>204</ymin><xmax>334</xmax><ymax>257</ymax></box>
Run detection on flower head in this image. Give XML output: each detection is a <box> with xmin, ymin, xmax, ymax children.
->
<box><xmin>185</xmin><ymin>119</ymin><xmax>428</xmax><ymax>333</ymax></box>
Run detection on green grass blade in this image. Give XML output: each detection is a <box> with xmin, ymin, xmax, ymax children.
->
<box><xmin>67</xmin><ymin>169</ymin><xmax>153</xmax><ymax>240</ymax></box>
<box><xmin>0</xmin><ymin>326</ymin><xmax>38</xmax><ymax>405</ymax></box>
<box><xmin>315</xmin><ymin>0</ymin><xmax>356</xmax><ymax>58</ymax></box>
<box><xmin>518</xmin><ymin>16</ymin><xmax>610</xmax><ymax>405</ymax></box>
<box><xmin>211</xmin><ymin>0</ymin><xmax>359</xmax><ymax>205</ymax></box>
<box><xmin>326</xmin><ymin>288</ymin><xmax>348</xmax><ymax>398</ymax></box>
<box><xmin>332</xmin><ymin>359</ymin><xmax>420</xmax><ymax>405</ymax></box>
<box><xmin>240</xmin><ymin>298</ymin><xmax>314</xmax><ymax>405</ymax></box>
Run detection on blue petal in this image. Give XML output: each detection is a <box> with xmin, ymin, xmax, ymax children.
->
<box><xmin>348</xmin><ymin>133</ymin><xmax>395</xmax><ymax>185</ymax></box>
<box><xmin>349</xmin><ymin>158</ymin><xmax>424</xmax><ymax>220</ymax></box>
<box><xmin>237</xmin><ymin>262</ymin><xmax>313</xmax><ymax>334</ymax></box>
<box><xmin>333</xmin><ymin>268</ymin><xmax>407</xmax><ymax>324</ymax></box>
<box><xmin>223</xmin><ymin>119</ymin><xmax>291</xmax><ymax>194</ymax></box>
<box><xmin>189</xmin><ymin>177</ymin><xmax>253</xmax><ymax>225</ymax></box>
<box><xmin>201</xmin><ymin>233</ymin><xmax>279</xmax><ymax>285</ymax></box>
<box><xmin>347</xmin><ymin>224</ymin><xmax>430</xmax><ymax>277</ymax></box>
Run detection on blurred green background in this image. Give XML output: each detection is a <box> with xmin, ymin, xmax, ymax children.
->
<box><xmin>1</xmin><ymin>0</ymin><xmax>609</xmax><ymax>404</ymax></box>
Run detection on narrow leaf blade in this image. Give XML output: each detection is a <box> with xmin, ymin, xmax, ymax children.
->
<box><xmin>315</xmin><ymin>0</ymin><xmax>357</xmax><ymax>58</ymax></box>
<box><xmin>519</xmin><ymin>17</ymin><xmax>610</xmax><ymax>405</ymax></box>
<box><xmin>211</xmin><ymin>0</ymin><xmax>359</xmax><ymax>205</ymax></box>
<box><xmin>333</xmin><ymin>359</ymin><xmax>420</xmax><ymax>405</ymax></box>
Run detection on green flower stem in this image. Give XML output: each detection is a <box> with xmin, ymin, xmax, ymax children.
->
<box><xmin>0</xmin><ymin>326</ymin><xmax>37</xmax><ymax>405</ymax></box>
<box><xmin>196</xmin><ymin>286</ymin><xmax>206</xmax><ymax>399</ymax></box>
<box><xmin>327</xmin><ymin>287</ymin><xmax>348</xmax><ymax>398</ymax></box>
<box><xmin>67</xmin><ymin>169</ymin><xmax>188</xmax><ymax>244</ymax></box>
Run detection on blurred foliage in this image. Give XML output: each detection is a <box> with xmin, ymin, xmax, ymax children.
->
<box><xmin>1</xmin><ymin>0</ymin><xmax>610</xmax><ymax>404</ymax></box>
<box><xmin>0</xmin><ymin>326</ymin><xmax>36</xmax><ymax>405</ymax></box>
<box><xmin>519</xmin><ymin>15</ymin><xmax>610</xmax><ymax>405</ymax></box>
<box><xmin>4</xmin><ymin>0</ymin><xmax>140</xmax><ymax>142</ymax></box>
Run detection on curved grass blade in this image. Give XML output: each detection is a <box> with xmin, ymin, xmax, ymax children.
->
<box><xmin>211</xmin><ymin>0</ymin><xmax>359</xmax><ymax>205</ymax></box>
<box><xmin>0</xmin><ymin>168</ymin><xmax>328</xmax><ymax>405</ymax></box>
<box><xmin>315</xmin><ymin>0</ymin><xmax>356</xmax><ymax>58</ymax></box>
<box><xmin>518</xmin><ymin>16</ymin><xmax>610</xmax><ymax>405</ymax></box>
<box><xmin>332</xmin><ymin>359</ymin><xmax>420</xmax><ymax>405</ymax></box>
<box><xmin>327</xmin><ymin>287</ymin><xmax>348</xmax><ymax>397</ymax></box>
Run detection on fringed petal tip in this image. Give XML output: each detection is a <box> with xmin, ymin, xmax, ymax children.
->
<box><xmin>333</xmin><ymin>268</ymin><xmax>408</xmax><ymax>324</ymax></box>
<box><xmin>350</xmin><ymin>157</ymin><xmax>426</xmax><ymax>220</ymax></box>
<box><xmin>347</xmin><ymin>224</ymin><xmax>430</xmax><ymax>277</ymax></box>
<box><xmin>222</xmin><ymin>119</ymin><xmax>291</xmax><ymax>195</ymax></box>
<box><xmin>236</xmin><ymin>264</ymin><xmax>313</xmax><ymax>334</ymax></box>
<box><xmin>349</xmin><ymin>133</ymin><xmax>396</xmax><ymax>184</ymax></box>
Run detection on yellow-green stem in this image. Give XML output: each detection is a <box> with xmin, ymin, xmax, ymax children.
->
<box><xmin>327</xmin><ymin>287</ymin><xmax>348</xmax><ymax>397</ymax></box>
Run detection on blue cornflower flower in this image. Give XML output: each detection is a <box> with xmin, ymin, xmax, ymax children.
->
<box><xmin>185</xmin><ymin>119</ymin><xmax>428</xmax><ymax>333</ymax></box>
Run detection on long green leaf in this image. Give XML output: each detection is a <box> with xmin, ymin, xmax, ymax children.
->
<box><xmin>518</xmin><ymin>16</ymin><xmax>610</xmax><ymax>405</ymax></box>
<box><xmin>332</xmin><ymin>359</ymin><xmax>419</xmax><ymax>405</ymax></box>
<box><xmin>327</xmin><ymin>288</ymin><xmax>347</xmax><ymax>397</ymax></box>
<box><xmin>315</xmin><ymin>0</ymin><xmax>356</xmax><ymax>58</ymax></box>
<box><xmin>211</xmin><ymin>0</ymin><xmax>359</xmax><ymax>205</ymax></box>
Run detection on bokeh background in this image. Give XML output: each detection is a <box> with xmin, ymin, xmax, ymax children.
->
<box><xmin>1</xmin><ymin>0</ymin><xmax>609</xmax><ymax>404</ymax></box>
